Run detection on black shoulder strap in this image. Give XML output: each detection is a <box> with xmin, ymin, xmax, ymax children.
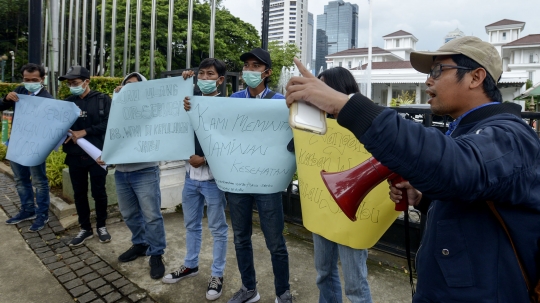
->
<box><xmin>98</xmin><ymin>94</ymin><xmax>105</xmax><ymax>117</ymax></box>
<box><xmin>263</xmin><ymin>91</ymin><xmax>276</xmax><ymax>99</ymax></box>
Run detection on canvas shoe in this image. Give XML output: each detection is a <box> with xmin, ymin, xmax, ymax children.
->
<box><xmin>118</xmin><ymin>244</ymin><xmax>149</xmax><ymax>262</ymax></box>
<box><xmin>227</xmin><ymin>285</ymin><xmax>260</xmax><ymax>303</ymax></box>
<box><xmin>162</xmin><ymin>265</ymin><xmax>199</xmax><ymax>284</ymax></box>
<box><xmin>69</xmin><ymin>229</ymin><xmax>94</xmax><ymax>246</ymax></box>
<box><xmin>97</xmin><ymin>227</ymin><xmax>111</xmax><ymax>243</ymax></box>
<box><xmin>275</xmin><ymin>290</ymin><xmax>292</xmax><ymax>303</ymax></box>
<box><xmin>28</xmin><ymin>215</ymin><xmax>49</xmax><ymax>232</ymax></box>
<box><xmin>5</xmin><ymin>210</ymin><xmax>36</xmax><ymax>225</ymax></box>
<box><xmin>206</xmin><ymin>276</ymin><xmax>224</xmax><ymax>300</ymax></box>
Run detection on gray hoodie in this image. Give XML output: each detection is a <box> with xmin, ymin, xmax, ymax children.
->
<box><xmin>114</xmin><ymin>72</ymin><xmax>159</xmax><ymax>173</ymax></box>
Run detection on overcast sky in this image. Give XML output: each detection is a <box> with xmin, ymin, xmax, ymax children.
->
<box><xmin>222</xmin><ymin>0</ymin><xmax>540</xmax><ymax>53</ymax></box>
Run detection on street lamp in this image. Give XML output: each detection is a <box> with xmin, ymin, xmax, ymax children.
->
<box><xmin>9</xmin><ymin>51</ymin><xmax>15</xmax><ymax>83</ymax></box>
<box><xmin>0</xmin><ymin>55</ymin><xmax>7</xmax><ymax>82</ymax></box>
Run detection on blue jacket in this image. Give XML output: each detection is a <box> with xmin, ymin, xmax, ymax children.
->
<box><xmin>338</xmin><ymin>94</ymin><xmax>540</xmax><ymax>303</ymax></box>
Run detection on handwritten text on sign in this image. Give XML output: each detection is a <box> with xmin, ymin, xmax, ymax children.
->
<box><xmin>294</xmin><ymin>119</ymin><xmax>400</xmax><ymax>249</ymax></box>
<box><xmin>6</xmin><ymin>94</ymin><xmax>80</xmax><ymax>166</ymax></box>
<box><xmin>187</xmin><ymin>96</ymin><xmax>296</xmax><ymax>194</ymax></box>
<box><xmin>101</xmin><ymin>77</ymin><xmax>195</xmax><ymax>164</ymax></box>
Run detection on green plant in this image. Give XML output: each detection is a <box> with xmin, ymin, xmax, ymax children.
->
<box><xmin>391</xmin><ymin>90</ymin><xmax>416</xmax><ymax>107</ymax></box>
<box><xmin>46</xmin><ymin>147</ymin><xmax>68</xmax><ymax>187</ymax></box>
<box><xmin>0</xmin><ymin>143</ymin><xmax>6</xmax><ymax>160</ymax></box>
<box><xmin>0</xmin><ymin>83</ymin><xmax>21</xmax><ymax>103</ymax></box>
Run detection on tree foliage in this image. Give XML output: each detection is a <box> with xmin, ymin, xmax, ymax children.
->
<box><xmin>267</xmin><ymin>41</ymin><xmax>299</xmax><ymax>90</ymax></box>
<box><xmin>0</xmin><ymin>0</ymin><xmax>28</xmax><ymax>83</ymax></box>
<box><xmin>96</xmin><ymin>0</ymin><xmax>260</xmax><ymax>78</ymax></box>
<box><xmin>391</xmin><ymin>90</ymin><xmax>415</xmax><ymax>107</ymax></box>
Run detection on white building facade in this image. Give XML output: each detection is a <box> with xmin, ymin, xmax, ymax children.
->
<box><xmin>265</xmin><ymin>0</ymin><xmax>309</xmax><ymax>64</ymax></box>
<box><xmin>324</xmin><ymin>22</ymin><xmax>539</xmax><ymax>109</ymax></box>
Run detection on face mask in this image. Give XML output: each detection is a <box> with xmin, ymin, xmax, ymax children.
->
<box><xmin>197</xmin><ymin>79</ymin><xmax>218</xmax><ymax>94</ymax></box>
<box><xmin>24</xmin><ymin>82</ymin><xmax>42</xmax><ymax>93</ymax></box>
<box><xmin>243</xmin><ymin>70</ymin><xmax>266</xmax><ymax>88</ymax></box>
<box><xmin>70</xmin><ymin>82</ymin><xmax>87</xmax><ymax>96</ymax></box>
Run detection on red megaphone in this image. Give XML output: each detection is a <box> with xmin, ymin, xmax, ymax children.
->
<box><xmin>321</xmin><ymin>157</ymin><xmax>408</xmax><ymax>221</ymax></box>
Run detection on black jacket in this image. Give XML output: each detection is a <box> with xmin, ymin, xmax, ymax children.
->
<box><xmin>63</xmin><ymin>90</ymin><xmax>111</xmax><ymax>156</ymax></box>
<box><xmin>0</xmin><ymin>86</ymin><xmax>54</xmax><ymax>125</ymax></box>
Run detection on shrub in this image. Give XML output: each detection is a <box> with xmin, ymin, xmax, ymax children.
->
<box><xmin>46</xmin><ymin>147</ymin><xmax>68</xmax><ymax>188</ymax></box>
<box><xmin>0</xmin><ymin>83</ymin><xmax>21</xmax><ymax>106</ymax></box>
<box><xmin>0</xmin><ymin>143</ymin><xmax>6</xmax><ymax>160</ymax></box>
<box><xmin>57</xmin><ymin>76</ymin><xmax>123</xmax><ymax>99</ymax></box>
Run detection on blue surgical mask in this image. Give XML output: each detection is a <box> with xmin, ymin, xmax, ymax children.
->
<box><xmin>197</xmin><ymin>79</ymin><xmax>218</xmax><ymax>94</ymax></box>
<box><xmin>24</xmin><ymin>82</ymin><xmax>42</xmax><ymax>93</ymax></box>
<box><xmin>243</xmin><ymin>70</ymin><xmax>267</xmax><ymax>88</ymax></box>
<box><xmin>70</xmin><ymin>83</ymin><xmax>86</xmax><ymax>96</ymax></box>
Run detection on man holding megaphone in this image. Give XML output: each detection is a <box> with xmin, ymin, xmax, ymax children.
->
<box><xmin>285</xmin><ymin>36</ymin><xmax>540</xmax><ymax>303</ymax></box>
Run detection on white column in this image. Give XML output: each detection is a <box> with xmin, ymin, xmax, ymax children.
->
<box><xmin>415</xmin><ymin>84</ymin><xmax>421</xmax><ymax>104</ymax></box>
<box><xmin>387</xmin><ymin>84</ymin><xmax>392</xmax><ymax>107</ymax></box>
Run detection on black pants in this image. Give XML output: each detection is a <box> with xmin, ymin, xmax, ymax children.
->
<box><xmin>68</xmin><ymin>156</ymin><xmax>108</xmax><ymax>230</ymax></box>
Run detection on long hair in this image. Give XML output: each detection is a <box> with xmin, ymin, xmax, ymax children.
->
<box><xmin>317</xmin><ymin>67</ymin><xmax>359</xmax><ymax>94</ymax></box>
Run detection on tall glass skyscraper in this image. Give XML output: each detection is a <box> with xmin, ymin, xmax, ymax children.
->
<box><xmin>315</xmin><ymin>0</ymin><xmax>358</xmax><ymax>70</ymax></box>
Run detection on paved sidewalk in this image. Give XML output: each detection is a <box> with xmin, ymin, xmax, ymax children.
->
<box><xmin>0</xmin><ymin>170</ymin><xmax>413</xmax><ymax>303</ymax></box>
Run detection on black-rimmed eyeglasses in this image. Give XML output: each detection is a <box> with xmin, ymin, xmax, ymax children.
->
<box><xmin>428</xmin><ymin>64</ymin><xmax>473</xmax><ymax>80</ymax></box>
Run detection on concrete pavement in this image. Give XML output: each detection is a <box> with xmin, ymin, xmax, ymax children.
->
<box><xmin>0</xmin><ymin>168</ymin><xmax>413</xmax><ymax>303</ymax></box>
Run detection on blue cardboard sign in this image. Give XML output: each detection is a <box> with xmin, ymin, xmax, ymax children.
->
<box><xmin>101</xmin><ymin>77</ymin><xmax>195</xmax><ymax>164</ymax></box>
<box><xmin>6</xmin><ymin>94</ymin><xmax>80</xmax><ymax>166</ymax></box>
<box><xmin>186</xmin><ymin>96</ymin><xmax>296</xmax><ymax>194</ymax></box>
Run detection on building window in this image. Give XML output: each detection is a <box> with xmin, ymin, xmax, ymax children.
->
<box><xmin>530</xmin><ymin>54</ymin><xmax>534</xmax><ymax>63</ymax></box>
<box><xmin>502</xmin><ymin>32</ymin><xmax>507</xmax><ymax>41</ymax></box>
<box><xmin>290</xmin><ymin>1</ymin><xmax>296</xmax><ymax>5</ymax></box>
<box><xmin>348</xmin><ymin>61</ymin><xmax>352</xmax><ymax>68</ymax></box>
<box><xmin>395</xmin><ymin>39</ymin><xmax>400</xmax><ymax>47</ymax></box>
<box><xmin>529</xmin><ymin>71</ymin><xmax>534</xmax><ymax>81</ymax></box>
<box><xmin>338</xmin><ymin>62</ymin><xmax>342</xmax><ymax>67</ymax></box>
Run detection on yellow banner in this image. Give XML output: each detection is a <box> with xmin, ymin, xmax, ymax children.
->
<box><xmin>293</xmin><ymin>119</ymin><xmax>400</xmax><ymax>249</ymax></box>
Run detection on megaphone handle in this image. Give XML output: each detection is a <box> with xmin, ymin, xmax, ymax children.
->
<box><xmin>389</xmin><ymin>175</ymin><xmax>409</xmax><ymax>212</ymax></box>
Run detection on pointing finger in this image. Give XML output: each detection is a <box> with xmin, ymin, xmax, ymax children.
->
<box><xmin>293</xmin><ymin>58</ymin><xmax>315</xmax><ymax>79</ymax></box>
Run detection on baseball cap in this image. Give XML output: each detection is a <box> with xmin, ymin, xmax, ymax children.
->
<box><xmin>410</xmin><ymin>36</ymin><xmax>502</xmax><ymax>83</ymax></box>
<box><xmin>240</xmin><ymin>48</ymin><xmax>272</xmax><ymax>68</ymax></box>
<box><xmin>59</xmin><ymin>66</ymin><xmax>91</xmax><ymax>81</ymax></box>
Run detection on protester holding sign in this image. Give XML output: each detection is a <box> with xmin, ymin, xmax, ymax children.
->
<box><xmin>97</xmin><ymin>72</ymin><xmax>167</xmax><ymax>279</ymax></box>
<box><xmin>286</xmin><ymin>37</ymin><xmax>540</xmax><ymax>302</ymax></box>
<box><xmin>162</xmin><ymin>58</ymin><xmax>229</xmax><ymax>301</ymax></box>
<box><xmin>0</xmin><ymin>63</ymin><xmax>53</xmax><ymax>232</ymax></box>
<box><xmin>312</xmin><ymin>67</ymin><xmax>372</xmax><ymax>303</ymax></box>
<box><xmin>226</xmin><ymin>48</ymin><xmax>292</xmax><ymax>303</ymax></box>
<box><xmin>60</xmin><ymin>66</ymin><xmax>112</xmax><ymax>246</ymax></box>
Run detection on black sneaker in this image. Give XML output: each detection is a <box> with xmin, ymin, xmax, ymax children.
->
<box><xmin>28</xmin><ymin>215</ymin><xmax>49</xmax><ymax>232</ymax></box>
<box><xmin>149</xmin><ymin>255</ymin><xmax>165</xmax><ymax>279</ymax></box>
<box><xmin>118</xmin><ymin>244</ymin><xmax>149</xmax><ymax>262</ymax></box>
<box><xmin>97</xmin><ymin>227</ymin><xmax>111</xmax><ymax>243</ymax></box>
<box><xmin>227</xmin><ymin>285</ymin><xmax>260</xmax><ymax>303</ymax></box>
<box><xmin>5</xmin><ymin>210</ymin><xmax>36</xmax><ymax>224</ymax></box>
<box><xmin>69</xmin><ymin>229</ymin><xmax>94</xmax><ymax>247</ymax></box>
<box><xmin>206</xmin><ymin>276</ymin><xmax>224</xmax><ymax>301</ymax></box>
<box><xmin>162</xmin><ymin>265</ymin><xmax>199</xmax><ymax>284</ymax></box>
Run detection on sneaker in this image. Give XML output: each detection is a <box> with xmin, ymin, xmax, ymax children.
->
<box><xmin>69</xmin><ymin>229</ymin><xmax>94</xmax><ymax>247</ymax></box>
<box><xmin>28</xmin><ymin>216</ymin><xmax>49</xmax><ymax>232</ymax></box>
<box><xmin>227</xmin><ymin>285</ymin><xmax>260</xmax><ymax>303</ymax></box>
<box><xmin>118</xmin><ymin>244</ymin><xmax>149</xmax><ymax>262</ymax></box>
<box><xmin>97</xmin><ymin>227</ymin><xmax>111</xmax><ymax>243</ymax></box>
<box><xmin>149</xmin><ymin>255</ymin><xmax>165</xmax><ymax>279</ymax></box>
<box><xmin>275</xmin><ymin>290</ymin><xmax>292</xmax><ymax>303</ymax></box>
<box><xmin>206</xmin><ymin>276</ymin><xmax>224</xmax><ymax>300</ymax></box>
<box><xmin>162</xmin><ymin>265</ymin><xmax>199</xmax><ymax>284</ymax></box>
<box><xmin>5</xmin><ymin>210</ymin><xmax>36</xmax><ymax>225</ymax></box>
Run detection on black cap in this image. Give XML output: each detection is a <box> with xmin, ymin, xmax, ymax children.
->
<box><xmin>59</xmin><ymin>66</ymin><xmax>90</xmax><ymax>81</ymax></box>
<box><xmin>240</xmin><ymin>48</ymin><xmax>272</xmax><ymax>68</ymax></box>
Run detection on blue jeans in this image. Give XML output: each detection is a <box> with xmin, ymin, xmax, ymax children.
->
<box><xmin>10</xmin><ymin>161</ymin><xmax>50</xmax><ymax>218</ymax></box>
<box><xmin>313</xmin><ymin>233</ymin><xmax>372</xmax><ymax>303</ymax></box>
<box><xmin>228</xmin><ymin>192</ymin><xmax>290</xmax><ymax>296</ymax></box>
<box><xmin>182</xmin><ymin>174</ymin><xmax>228</xmax><ymax>277</ymax></box>
<box><xmin>115</xmin><ymin>166</ymin><xmax>166</xmax><ymax>256</ymax></box>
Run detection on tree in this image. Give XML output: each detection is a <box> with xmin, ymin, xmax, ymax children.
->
<box><xmin>390</xmin><ymin>90</ymin><xmax>415</xmax><ymax>107</ymax></box>
<box><xmin>97</xmin><ymin>0</ymin><xmax>260</xmax><ymax>78</ymax></box>
<box><xmin>267</xmin><ymin>41</ymin><xmax>300</xmax><ymax>90</ymax></box>
<box><xmin>0</xmin><ymin>0</ymin><xmax>29</xmax><ymax>83</ymax></box>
